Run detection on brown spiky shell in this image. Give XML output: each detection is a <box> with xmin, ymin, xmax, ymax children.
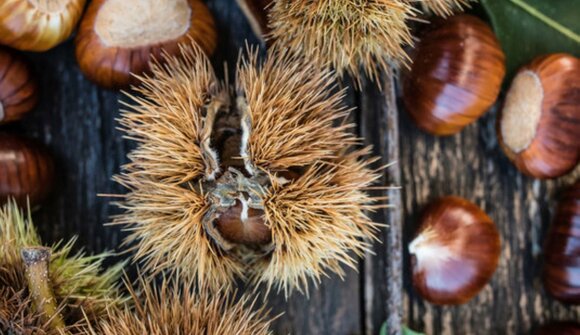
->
<box><xmin>93</xmin><ymin>277</ymin><xmax>273</xmax><ymax>335</ymax></box>
<box><xmin>420</xmin><ymin>0</ymin><xmax>472</xmax><ymax>17</ymax></box>
<box><xmin>113</xmin><ymin>42</ymin><xmax>383</xmax><ymax>295</ymax></box>
<box><xmin>268</xmin><ymin>0</ymin><xmax>417</xmax><ymax>86</ymax></box>
<box><xmin>0</xmin><ymin>201</ymin><xmax>124</xmax><ymax>334</ymax></box>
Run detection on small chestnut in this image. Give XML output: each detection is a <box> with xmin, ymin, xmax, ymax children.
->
<box><xmin>0</xmin><ymin>48</ymin><xmax>38</xmax><ymax>124</ymax></box>
<box><xmin>409</xmin><ymin>196</ymin><xmax>501</xmax><ymax>305</ymax></box>
<box><xmin>543</xmin><ymin>181</ymin><xmax>580</xmax><ymax>303</ymax></box>
<box><xmin>498</xmin><ymin>54</ymin><xmax>580</xmax><ymax>179</ymax></box>
<box><xmin>0</xmin><ymin>0</ymin><xmax>86</xmax><ymax>51</ymax></box>
<box><xmin>0</xmin><ymin>134</ymin><xmax>54</xmax><ymax>207</ymax></box>
<box><xmin>75</xmin><ymin>0</ymin><xmax>217</xmax><ymax>89</ymax></box>
<box><xmin>535</xmin><ymin>322</ymin><xmax>580</xmax><ymax>335</ymax></box>
<box><xmin>236</xmin><ymin>0</ymin><xmax>272</xmax><ymax>42</ymax></box>
<box><xmin>215</xmin><ymin>201</ymin><xmax>271</xmax><ymax>246</ymax></box>
<box><xmin>402</xmin><ymin>14</ymin><xmax>505</xmax><ymax>136</ymax></box>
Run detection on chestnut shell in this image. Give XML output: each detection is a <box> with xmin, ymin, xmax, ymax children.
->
<box><xmin>0</xmin><ymin>47</ymin><xmax>38</xmax><ymax>124</ymax></box>
<box><xmin>409</xmin><ymin>196</ymin><xmax>501</xmax><ymax>305</ymax></box>
<box><xmin>0</xmin><ymin>0</ymin><xmax>86</xmax><ymax>52</ymax></box>
<box><xmin>497</xmin><ymin>54</ymin><xmax>580</xmax><ymax>179</ymax></box>
<box><xmin>543</xmin><ymin>181</ymin><xmax>580</xmax><ymax>303</ymax></box>
<box><xmin>402</xmin><ymin>14</ymin><xmax>505</xmax><ymax>136</ymax></box>
<box><xmin>0</xmin><ymin>134</ymin><xmax>54</xmax><ymax>207</ymax></box>
<box><xmin>75</xmin><ymin>0</ymin><xmax>217</xmax><ymax>89</ymax></box>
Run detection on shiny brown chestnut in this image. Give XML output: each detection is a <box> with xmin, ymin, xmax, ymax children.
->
<box><xmin>215</xmin><ymin>201</ymin><xmax>271</xmax><ymax>246</ymax></box>
<box><xmin>0</xmin><ymin>0</ymin><xmax>86</xmax><ymax>51</ymax></box>
<box><xmin>543</xmin><ymin>181</ymin><xmax>580</xmax><ymax>303</ymax></box>
<box><xmin>75</xmin><ymin>0</ymin><xmax>217</xmax><ymax>89</ymax></box>
<box><xmin>402</xmin><ymin>14</ymin><xmax>505</xmax><ymax>136</ymax></box>
<box><xmin>0</xmin><ymin>134</ymin><xmax>54</xmax><ymax>207</ymax></box>
<box><xmin>0</xmin><ymin>48</ymin><xmax>38</xmax><ymax>124</ymax></box>
<box><xmin>535</xmin><ymin>322</ymin><xmax>580</xmax><ymax>335</ymax></box>
<box><xmin>498</xmin><ymin>54</ymin><xmax>580</xmax><ymax>179</ymax></box>
<box><xmin>409</xmin><ymin>196</ymin><xmax>501</xmax><ymax>305</ymax></box>
<box><xmin>236</xmin><ymin>0</ymin><xmax>272</xmax><ymax>42</ymax></box>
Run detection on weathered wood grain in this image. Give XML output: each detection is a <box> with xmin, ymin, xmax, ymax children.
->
<box><xmin>360</xmin><ymin>73</ymin><xmax>403</xmax><ymax>335</ymax></box>
<box><xmin>400</xmin><ymin>92</ymin><xmax>580</xmax><ymax>334</ymax></box>
<box><xmin>10</xmin><ymin>1</ymin><xmax>366</xmax><ymax>335</ymax></box>
<box><xmin>4</xmin><ymin>0</ymin><xmax>578</xmax><ymax>334</ymax></box>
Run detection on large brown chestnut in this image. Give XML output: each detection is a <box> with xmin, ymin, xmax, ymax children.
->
<box><xmin>498</xmin><ymin>54</ymin><xmax>580</xmax><ymax>179</ymax></box>
<box><xmin>409</xmin><ymin>196</ymin><xmax>501</xmax><ymax>305</ymax></box>
<box><xmin>543</xmin><ymin>181</ymin><xmax>580</xmax><ymax>303</ymax></box>
<box><xmin>0</xmin><ymin>47</ymin><xmax>38</xmax><ymax>124</ymax></box>
<box><xmin>75</xmin><ymin>0</ymin><xmax>217</xmax><ymax>89</ymax></box>
<box><xmin>0</xmin><ymin>0</ymin><xmax>86</xmax><ymax>51</ymax></box>
<box><xmin>402</xmin><ymin>14</ymin><xmax>505</xmax><ymax>136</ymax></box>
<box><xmin>0</xmin><ymin>134</ymin><xmax>54</xmax><ymax>207</ymax></box>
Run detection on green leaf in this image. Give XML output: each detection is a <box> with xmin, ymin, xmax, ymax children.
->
<box><xmin>379</xmin><ymin>322</ymin><xmax>425</xmax><ymax>335</ymax></box>
<box><xmin>481</xmin><ymin>0</ymin><xmax>580</xmax><ymax>80</ymax></box>
<box><xmin>403</xmin><ymin>326</ymin><xmax>426</xmax><ymax>335</ymax></box>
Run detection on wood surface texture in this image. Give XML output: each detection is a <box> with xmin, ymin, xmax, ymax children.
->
<box><xmin>6</xmin><ymin>0</ymin><xmax>578</xmax><ymax>334</ymax></box>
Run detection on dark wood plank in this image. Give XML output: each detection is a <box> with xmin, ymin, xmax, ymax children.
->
<box><xmin>399</xmin><ymin>89</ymin><xmax>580</xmax><ymax>334</ymax></box>
<box><xmin>10</xmin><ymin>1</ymin><xmax>367</xmax><ymax>334</ymax></box>
<box><xmin>359</xmin><ymin>73</ymin><xmax>404</xmax><ymax>335</ymax></box>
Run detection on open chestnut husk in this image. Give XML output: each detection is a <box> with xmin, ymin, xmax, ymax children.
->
<box><xmin>498</xmin><ymin>54</ymin><xmax>580</xmax><ymax>179</ymax></box>
<box><xmin>543</xmin><ymin>181</ymin><xmax>580</xmax><ymax>303</ymax></box>
<box><xmin>535</xmin><ymin>322</ymin><xmax>580</xmax><ymax>335</ymax></box>
<box><xmin>409</xmin><ymin>196</ymin><xmax>501</xmax><ymax>305</ymax></box>
<box><xmin>75</xmin><ymin>0</ymin><xmax>217</xmax><ymax>89</ymax></box>
<box><xmin>0</xmin><ymin>48</ymin><xmax>38</xmax><ymax>124</ymax></box>
<box><xmin>0</xmin><ymin>0</ymin><xmax>86</xmax><ymax>51</ymax></box>
<box><xmin>402</xmin><ymin>14</ymin><xmax>505</xmax><ymax>136</ymax></box>
<box><xmin>0</xmin><ymin>134</ymin><xmax>54</xmax><ymax>207</ymax></box>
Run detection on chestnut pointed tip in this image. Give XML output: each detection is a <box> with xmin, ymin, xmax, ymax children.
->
<box><xmin>410</xmin><ymin>196</ymin><xmax>501</xmax><ymax>305</ymax></box>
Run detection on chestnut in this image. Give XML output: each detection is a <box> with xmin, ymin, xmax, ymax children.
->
<box><xmin>75</xmin><ymin>0</ymin><xmax>217</xmax><ymax>89</ymax></box>
<box><xmin>236</xmin><ymin>0</ymin><xmax>272</xmax><ymax>42</ymax></box>
<box><xmin>498</xmin><ymin>54</ymin><xmax>580</xmax><ymax>179</ymax></box>
<box><xmin>0</xmin><ymin>48</ymin><xmax>38</xmax><ymax>124</ymax></box>
<box><xmin>535</xmin><ymin>322</ymin><xmax>580</xmax><ymax>335</ymax></box>
<box><xmin>402</xmin><ymin>14</ymin><xmax>505</xmax><ymax>136</ymax></box>
<box><xmin>543</xmin><ymin>181</ymin><xmax>580</xmax><ymax>303</ymax></box>
<box><xmin>0</xmin><ymin>0</ymin><xmax>86</xmax><ymax>51</ymax></box>
<box><xmin>0</xmin><ymin>134</ymin><xmax>54</xmax><ymax>207</ymax></box>
<box><xmin>409</xmin><ymin>196</ymin><xmax>501</xmax><ymax>305</ymax></box>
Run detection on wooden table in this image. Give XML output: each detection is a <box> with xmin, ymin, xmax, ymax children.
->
<box><xmin>12</xmin><ymin>1</ymin><xmax>579</xmax><ymax>334</ymax></box>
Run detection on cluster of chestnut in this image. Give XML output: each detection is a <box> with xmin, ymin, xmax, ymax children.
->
<box><xmin>0</xmin><ymin>0</ymin><xmax>220</xmax><ymax>207</ymax></box>
<box><xmin>404</xmin><ymin>13</ymin><xmax>579</xmax><ymax>331</ymax></box>
<box><xmin>403</xmin><ymin>14</ymin><xmax>580</xmax><ymax>179</ymax></box>
<box><xmin>0</xmin><ymin>49</ymin><xmax>54</xmax><ymax>208</ymax></box>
